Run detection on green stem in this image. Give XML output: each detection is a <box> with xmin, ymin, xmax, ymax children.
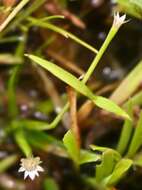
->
<box><xmin>82</xmin><ymin>26</ymin><xmax>118</xmax><ymax>83</ymax></box>
<box><xmin>7</xmin><ymin>33</ymin><xmax>27</xmax><ymax>118</ymax></box>
<box><xmin>48</xmin><ymin>25</ymin><xmax>121</xmax><ymax>129</ymax></box>
<box><xmin>127</xmin><ymin>111</ymin><xmax>142</xmax><ymax>157</ymax></box>
<box><xmin>49</xmin><ymin>102</ymin><xmax>69</xmax><ymax>129</ymax></box>
<box><xmin>0</xmin><ymin>36</ymin><xmax>22</xmax><ymax>43</ymax></box>
<box><xmin>117</xmin><ymin>102</ymin><xmax>133</xmax><ymax>155</ymax></box>
<box><xmin>27</xmin><ymin>17</ymin><xmax>98</xmax><ymax>54</ymax></box>
<box><xmin>8</xmin><ymin>66</ymin><xmax>20</xmax><ymax>118</ymax></box>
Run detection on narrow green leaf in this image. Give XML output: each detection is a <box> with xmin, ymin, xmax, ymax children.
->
<box><xmin>96</xmin><ymin>150</ymin><xmax>120</xmax><ymax>182</ymax></box>
<box><xmin>40</xmin><ymin>15</ymin><xmax>65</xmax><ymax>21</ymax></box>
<box><xmin>117</xmin><ymin>102</ymin><xmax>133</xmax><ymax>155</ymax></box>
<box><xmin>27</xmin><ymin>130</ymin><xmax>66</xmax><ymax>157</ymax></box>
<box><xmin>90</xmin><ymin>145</ymin><xmax>109</xmax><ymax>152</ymax></box>
<box><xmin>15</xmin><ymin>131</ymin><xmax>32</xmax><ymax>157</ymax></box>
<box><xmin>14</xmin><ymin>128</ymin><xmax>32</xmax><ymax>157</ymax></box>
<box><xmin>27</xmin><ymin>17</ymin><xmax>98</xmax><ymax>54</ymax></box>
<box><xmin>92</xmin><ymin>96</ymin><xmax>130</xmax><ymax>120</ymax></box>
<box><xmin>7</xmin><ymin>66</ymin><xmax>20</xmax><ymax>118</ymax></box>
<box><xmin>23</xmin><ymin>119</ymin><xmax>51</xmax><ymax>130</ymax></box>
<box><xmin>110</xmin><ymin>60</ymin><xmax>142</xmax><ymax>105</ymax></box>
<box><xmin>0</xmin><ymin>36</ymin><xmax>22</xmax><ymax>43</ymax></box>
<box><xmin>63</xmin><ymin>130</ymin><xmax>80</xmax><ymax>164</ymax></box>
<box><xmin>26</xmin><ymin>54</ymin><xmax>130</xmax><ymax>120</ymax></box>
<box><xmin>90</xmin><ymin>145</ymin><xmax>121</xmax><ymax>182</ymax></box>
<box><xmin>105</xmin><ymin>159</ymin><xmax>133</xmax><ymax>186</ymax></box>
<box><xmin>127</xmin><ymin>111</ymin><xmax>142</xmax><ymax>157</ymax></box>
<box><xmin>116</xmin><ymin>0</ymin><xmax>142</xmax><ymax>19</ymax></box>
<box><xmin>79</xmin><ymin>150</ymin><xmax>101</xmax><ymax>165</ymax></box>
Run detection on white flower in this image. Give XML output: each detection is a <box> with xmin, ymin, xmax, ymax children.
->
<box><xmin>18</xmin><ymin>156</ymin><xmax>44</xmax><ymax>180</ymax></box>
<box><xmin>113</xmin><ymin>12</ymin><xmax>127</xmax><ymax>29</ymax></box>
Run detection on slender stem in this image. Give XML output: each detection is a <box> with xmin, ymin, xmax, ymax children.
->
<box><xmin>127</xmin><ymin>111</ymin><xmax>142</xmax><ymax>157</ymax></box>
<box><xmin>0</xmin><ymin>0</ymin><xmax>46</xmax><ymax>37</ymax></box>
<box><xmin>82</xmin><ymin>27</ymin><xmax>118</xmax><ymax>83</ymax></box>
<box><xmin>28</xmin><ymin>17</ymin><xmax>98</xmax><ymax>54</ymax></box>
<box><xmin>41</xmin><ymin>102</ymin><xmax>69</xmax><ymax>130</ymax></box>
<box><xmin>48</xmin><ymin>26</ymin><xmax>120</xmax><ymax>129</ymax></box>
<box><xmin>0</xmin><ymin>36</ymin><xmax>22</xmax><ymax>43</ymax></box>
<box><xmin>7</xmin><ymin>32</ymin><xmax>27</xmax><ymax>118</ymax></box>
<box><xmin>8</xmin><ymin>66</ymin><xmax>20</xmax><ymax>118</ymax></box>
<box><xmin>0</xmin><ymin>0</ymin><xmax>30</xmax><ymax>32</ymax></box>
<box><xmin>117</xmin><ymin>102</ymin><xmax>133</xmax><ymax>155</ymax></box>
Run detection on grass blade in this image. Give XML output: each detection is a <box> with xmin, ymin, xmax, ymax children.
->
<box><xmin>0</xmin><ymin>0</ymin><xmax>30</xmax><ymax>32</ymax></box>
<box><xmin>127</xmin><ymin>111</ymin><xmax>142</xmax><ymax>157</ymax></box>
<box><xmin>117</xmin><ymin>102</ymin><xmax>133</xmax><ymax>155</ymax></box>
<box><xmin>110</xmin><ymin>60</ymin><xmax>142</xmax><ymax>105</ymax></box>
<box><xmin>63</xmin><ymin>130</ymin><xmax>80</xmax><ymax>164</ymax></box>
<box><xmin>95</xmin><ymin>150</ymin><xmax>120</xmax><ymax>182</ymax></box>
<box><xmin>27</xmin><ymin>17</ymin><xmax>98</xmax><ymax>54</ymax></box>
<box><xmin>90</xmin><ymin>145</ymin><xmax>121</xmax><ymax>183</ymax></box>
<box><xmin>105</xmin><ymin>159</ymin><xmax>133</xmax><ymax>186</ymax></box>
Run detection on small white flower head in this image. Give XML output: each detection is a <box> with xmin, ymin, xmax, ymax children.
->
<box><xmin>18</xmin><ymin>156</ymin><xmax>44</xmax><ymax>180</ymax></box>
<box><xmin>113</xmin><ymin>12</ymin><xmax>127</xmax><ymax>29</ymax></box>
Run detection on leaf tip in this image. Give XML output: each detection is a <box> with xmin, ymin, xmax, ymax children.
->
<box><xmin>123</xmin><ymin>112</ymin><xmax>132</xmax><ymax>121</ymax></box>
<box><xmin>24</xmin><ymin>53</ymin><xmax>29</xmax><ymax>57</ymax></box>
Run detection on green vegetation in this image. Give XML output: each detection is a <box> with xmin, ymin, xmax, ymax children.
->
<box><xmin>0</xmin><ymin>0</ymin><xmax>142</xmax><ymax>189</ymax></box>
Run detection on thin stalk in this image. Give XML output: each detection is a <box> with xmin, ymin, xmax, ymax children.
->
<box><xmin>127</xmin><ymin>111</ymin><xmax>142</xmax><ymax>157</ymax></box>
<box><xmin>7</xmin><ymin>32</ymin><xmax>27</xmax><ymax>118</ymax></box>
<box><xmin>43</xmin><ymin>103</ymin><xmax>69</xmax><ymax>130</ymax></box>
<box><xmin>0</xmin><ymin>0</ymin><xmax>30</xmax><ymax>32</ymax></box>
<box><xmin>0</xmin><ymin>36</ymin><xmax>22</xmax><ymax>43</ymax></box>
<box><xmin>27</xmin><ymin>17</ymin><xmax>98</xmax><ymax>54</ymax></box>
<box><xmin>7</xmin><ymin>66</ymin><xmax>20</xmax><ymax>118</ymax></box>
<box><xmin>0</xmin><ymin>0</ymin><xmax>46</xmax><ymax>37</ymax></box>
<box><xmin>46</xmin><ymin>21</ymin><xmax>122</xmax><ymax>129</ymax></box>
<box><xmin>82</xmin><ymin>26</ymin><xmax>118</xmax><ymax>83</ymax></box>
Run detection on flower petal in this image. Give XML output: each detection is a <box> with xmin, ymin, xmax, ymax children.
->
<box><xmin>29</xmin><ymin>171</ymin><xmax>36</xmax><ymax>180</ymax></box>
<box><xmin>18</xmin><ymin>167</ymin><xmax>25</xmax><ymax>172</ymax></box>
<box><xmin>113</xmin><ymin>12</ymin><xmax>126</xmax><ymax>29</ymax></box>
<box><xmin>24</xmin><ymin>171</ymin><xmax>29</xmax><ymax>179</ymax></box>
<box><xmin>37</xmin><ymin>165</ymin><xmax>44</xmax><ymax>172</ymax></box>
